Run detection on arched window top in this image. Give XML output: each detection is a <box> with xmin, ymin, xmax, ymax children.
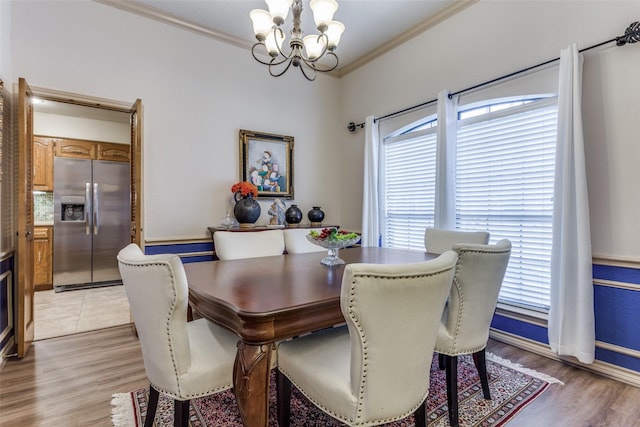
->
<box><xmin>399</xmin><ymin>94</ymin><xmax>555</xmax><ymax>136</ymax></box>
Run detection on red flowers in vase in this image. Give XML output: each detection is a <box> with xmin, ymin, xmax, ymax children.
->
<box><xmin>231</xmin><ymin>181</ymin><xmax>258</xmax><ymax>198</ymax></box>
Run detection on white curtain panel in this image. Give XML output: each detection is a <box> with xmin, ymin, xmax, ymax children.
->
<box><xmin>434</xmin><ymin>90</ymin><xmax>458</xmax><ymax>229</ymax></box>
<box><xmin>361</xmin><ymin>115</ymin><xmax>380</xmax><ymax>247</ymax></box>
<box><xmin>548</xmin><ymin>44</ymin><xmax>595</xmax><ymax>364</ymax></box>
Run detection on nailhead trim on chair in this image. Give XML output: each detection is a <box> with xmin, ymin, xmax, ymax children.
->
<box><xmin>120</xmin><ymin>259</ymin><xmax>233</xmax><ymax>400</ymax></box>
<box><xmin>451</xmin><ymin>273</ymin><xmax>464</xmax><ymax>353</ymax></box>
<box><xmin>284</xmin><ymin>271</ymin><xmax>443</xmax><ymax>426</ymax></box>
<box><xmin>436</xmin><ymin>245</ymin><xmax>511</xmax><ymax>356</ymax></box>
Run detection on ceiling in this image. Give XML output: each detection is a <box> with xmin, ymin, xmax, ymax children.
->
<box><xmin>99</xmin><ymin>0</ymin><xmax>473</xmax><ymax>75</ymax></box>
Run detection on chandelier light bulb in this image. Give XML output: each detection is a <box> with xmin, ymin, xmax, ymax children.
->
<box><xmin>264</xmin><ymin>28</ymin><xmax>285</xmax><ymax>57</ymax></box>
<box><xmin>325</xmin><ymin>20</ymin><xmax>344</xmax><ymax>50</ymax></box>
<box><xmin>303</xmin><ymin>35</ymin><xmax>325</xmax><ymax>60</ymax></box>
<box><xmin>309</xmin><ymin>0</ymin><xmax>338</xmax><ymax>32</ymax></box>
<box><xmin>265</xmin><ymin>0</ymin><xmax>293</xmax><ymax>26</ymax></box>
<box><xmin>250</xmin><ymin>9</ymin><xmax>273</xmax><ymax>41</ymax></box>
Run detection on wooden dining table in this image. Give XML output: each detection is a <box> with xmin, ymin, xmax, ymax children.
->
<box><xmin>185</xmin><ymin>246</ymin><xmax>436</xmax><ymax>427</ymax></box>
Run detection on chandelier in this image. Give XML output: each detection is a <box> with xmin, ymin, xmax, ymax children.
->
<box><xmin>250</xmin><ymin>0</ymin><xmax>345</xmax><ymax>81</ymax></box>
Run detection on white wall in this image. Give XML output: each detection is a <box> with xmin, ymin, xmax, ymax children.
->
<box><xmin>34</xmin><ymin>112</ymin><xmax>130</xmax><ymax>144</ymax></box>
<box><xmin>10</xmin><ymin>0</ymin><xmax>342</xmax><ymax>241</ymax></box>
<box><xmin>339</xmin><ymin>1</ymin><xmax>640</xmax><ymax>259</ymax></box>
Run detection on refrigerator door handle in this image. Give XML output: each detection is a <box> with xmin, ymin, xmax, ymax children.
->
<box><xmin>93</xmin><ymin>182</ymin><xmax>99</xmax><ymax>235</ymax></box>
<box><xmin>85</xmin><ymin>182</ymin><xmax>91</xmax><ymax>235</ymax></box>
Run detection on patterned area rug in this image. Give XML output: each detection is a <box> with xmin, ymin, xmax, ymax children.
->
<box><xmin>112</xmin><ymin>353</ymin><xmax>562</xmax><ymax>427</ymax></box>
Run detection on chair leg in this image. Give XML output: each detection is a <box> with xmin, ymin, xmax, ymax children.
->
<box><xmin>438</xmin><ymin>353</ymin><xmax>445</xmax><ymax>370</ymax></box>
<box><xmin>144</xmin><ymin>385</ymin><xmax>159</xmax><ymax>427</ymax></box>
<box><xmin>174</xmin><ymin>399</ymin><xmax>190</xmax><ymax>427</ymax></box>
<box><xmin>277</xmin><ymin>369</ymin><xmax>292</xmax><ymax>427</ymax></box>
<box><xmin>413</xmin><ymin>400</ymin><xmax>427</xmax><ymax>427</ymax></box>
<box><xmin>445</xmin><ymin>355</ymin><xmax>459</xmax><ymax>427</ymax></box>
<box><xmin>473</xmin><ymin>349</ymin><xmax>491</xmax><ymax>400</ymax></box>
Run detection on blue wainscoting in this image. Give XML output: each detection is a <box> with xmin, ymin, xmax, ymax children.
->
<box><xmin>491</xmin><ymin>314</ymin><xmax>549</xmax><ymax>344</ymax></box>
<box><xmin>594</xmin><ymin>285</ymin><xmax>640</xmax><ymax>352</ymax></box>
<box><xmin>592</xmin><ymin>264</ymin><xmax>640</xmax><ymax>373</ymax></box>
<box><xmin>0</xmin><ymin>254</ymin><xmax>14</xmax><ymax>355</ymax></box>
<box><xmin>144</xmin><ymin>240</ymin><xmax>214</xmax><ymax>263</ymax></box>
<box><xmin>593</xmin><ymin>264</ymin><xmax>640</xmax><ymax>285</ymax></box>
<box><xmin>491</xmin><ymin>262</ymin><xmax>640</xmax><ymax>375</ymax></box>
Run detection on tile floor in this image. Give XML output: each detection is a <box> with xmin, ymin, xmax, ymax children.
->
<box><xmin>34</xmin><ymin>285</ymin><xmax>131</xmax><ymax>341</ymax></box>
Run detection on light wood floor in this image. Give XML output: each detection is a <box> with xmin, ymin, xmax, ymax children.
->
<box><xmin>0</xmin><ymin>324</ymin><xmax>147</xmax><ymax>427</ymax></box>
<box><xmin>1</xmin><ymin>325</ymin><xmax>640</xmax><ymax>426</ymax></box>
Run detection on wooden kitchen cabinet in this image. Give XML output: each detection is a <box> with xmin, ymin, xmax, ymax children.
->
<box><xmin>34</xmin><ymin>226</ymin><xmax>53</xmax><ymax>291</ymax></box>
<box><xmin>33</xmin><ymin>136</ymin><xmax>54</xmax><ymax>191</ymax></box>
<box><xmin>54</xmin><ymin>138</ymin><xmax>129</xmax><ymax>162</ymax></box>
<box><xmin>54</xmin><ymin>138</ymin><xmax>96</xmax><ymax>159</ymax></box>
<box><xmin>97</xmin><ymin>142</ymin><xmax>130</xmax><ymax>162</ymax></box>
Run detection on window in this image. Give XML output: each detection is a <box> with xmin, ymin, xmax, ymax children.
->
<box><xmin>382</xmin><ymin>120</ymin><xmax>437</xmax><ymax>250</ymax></box>
<box><xmin>381</xmin><ymin>97</ymin><xmax>557</xmax><ymax>310</ymax></box>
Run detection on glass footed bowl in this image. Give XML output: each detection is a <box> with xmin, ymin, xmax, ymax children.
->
<box><xmin>306</xmin><ymin>234</ymin><xmax>360</xmax><ymax>266</ymax></box>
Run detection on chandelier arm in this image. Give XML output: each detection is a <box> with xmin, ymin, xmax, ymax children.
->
<box><xmin>323</xmin><ymin>51</ymin><xmax>339</xmax><ymax>72</ymax></box>
<box><xmin>252</xmin><ymin>43</ymin><xmax>293</xmax><ymax>67</ymax></box>
<box><xmin>269</xmin><ymin>58</ymin><xmax>294</xmax><ymax>78</ymax></box>
<box><xmin>308</xmin><ymin>33</ymin><xmax>330</xmax><ymax>64</ymax></box>
<box><xmin>273</xmin><ymin>26</ymin><xmax>296</xmax><ymax>60</ymax></box>
<box><xmin>299</xmin><ymin>63</ymin><xmax>317</xmax><ymax>81</ymax></box>
<box><xmin>300</xmin><ymin>51</ymin><xmax>339</xmax><ymax>73</ymax></box>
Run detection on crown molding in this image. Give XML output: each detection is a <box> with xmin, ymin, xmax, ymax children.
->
<box><xmin>93</xmin><ymin>0</ymin><xmax>253</xmax><ymax>51</ymax></box>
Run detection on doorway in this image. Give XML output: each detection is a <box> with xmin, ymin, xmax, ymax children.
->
<box><xmin>30</xmin><ymin>94</ymin><xmax>141</xmax><ymax>340</ymax></box>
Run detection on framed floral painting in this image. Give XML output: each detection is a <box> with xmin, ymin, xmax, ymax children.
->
<box><xmin>239</xmin><ymin>129</ymin><xmax>294</xmax><ymax>199</ymax></box>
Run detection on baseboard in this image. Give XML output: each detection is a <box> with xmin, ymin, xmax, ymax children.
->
<box><xmin>54</xmin><ymin>280</ymin><xmax>122</xmax><ymax>293</ymax></box>
<box><xmin>489</xmin><ymin>329</ymin><xmax>640</xmax><ymax>388</ymax></box>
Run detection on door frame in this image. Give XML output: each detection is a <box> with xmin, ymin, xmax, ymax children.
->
<box><xmin>16</xmin><ymin>78</ymin><xmax>35</xmax><ymax>358</ymax></box>
<box><xmin>16</xmin><ymin>83</ymin><xmax>143</xmax><ymax>357</ymax></box>
<box><xmin>29</xmin><ymin>86</ymin><xmax>143</xmax><ymax>246</ymax></box>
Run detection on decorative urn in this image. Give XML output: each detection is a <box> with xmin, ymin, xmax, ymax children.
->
<box><xmin>285</xmin><ymin>204</ymin><xmax>303</xmax><ymax>227</ymax></box>
<box><xmin>231</xmin><ymin>181</ymin><xmax>260</xmax><ymax>228</ymax></box>
<box><xmin>307</xmin><ymin>206</ymin><xmax>325</xmax><ymax>226</ymax></box>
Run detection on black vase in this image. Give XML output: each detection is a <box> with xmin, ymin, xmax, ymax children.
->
<box><xmin>307</xmin><ymin>206</ymin><xmax>325</xmax><ymax>226</ymax></box>
<box><xmin>233</xmin><ymin>194</ymin><xmax>261</xmax><ymax>228</ymax></box>
<box><xmin>285</xmin><ymin>204</ymin><xmax>303</xmax><ymax>227</ymax></box>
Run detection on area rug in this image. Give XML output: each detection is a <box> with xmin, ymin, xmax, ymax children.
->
<box><xmin>111</xmin><ymin>353</ymin><xmax>562</xmax><ymax>427</ymax></box>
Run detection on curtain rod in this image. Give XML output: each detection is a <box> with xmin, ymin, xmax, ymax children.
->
<box><xmin>347</xmin><ymin>21</ymin><xmax>639</xmax><ymax>133</ymax></box>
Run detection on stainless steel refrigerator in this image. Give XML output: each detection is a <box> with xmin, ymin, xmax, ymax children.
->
<box><xmin>53</xmin><ymin>157</ymin><xmax>130</xmax><ymax>291</ymax></box>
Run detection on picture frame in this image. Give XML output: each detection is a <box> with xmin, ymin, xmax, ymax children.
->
<box><xmin>239</xmin><ymin>129</ymin><xmax>294</xmax><ymax>199</ymax></box>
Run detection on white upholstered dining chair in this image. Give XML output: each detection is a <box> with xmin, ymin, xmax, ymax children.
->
<box><xmin>213</xmin><ymin>229</ymin><xmax>285</xmax><ymax>260</ymax></box>
<box><xmin>283</xmin><ymin>228</ymin><xmax>326</xmax><ymax>253</ymax></box>
<box><xmin>424</xmin><ymin>227</ymin><xmax>490</xmax><ymax>254</ymax></box>
<box><xmin>434</xmin><ymin>239</ymin><xmax>512</xmax><ymax>427</ymax></box>
<box><xmin>276</xmin><ymin>251</ymin><xmax>458</xmax><ymax>427</ymax></box>
<box><xmin>117</xmin><ymin>243</ymin><xmax>238</xmax><ymax>427</ymax></box>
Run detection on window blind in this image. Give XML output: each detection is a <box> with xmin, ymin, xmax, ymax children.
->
<box><xmin>382</xmin><ymin>129</ymin><xmax>437</xmax><ymax>250</ymax></box>
<box><xmin>456</xmin><ymin>98</ymin><xmax>557</xmax><ymax>309</ymax></box>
